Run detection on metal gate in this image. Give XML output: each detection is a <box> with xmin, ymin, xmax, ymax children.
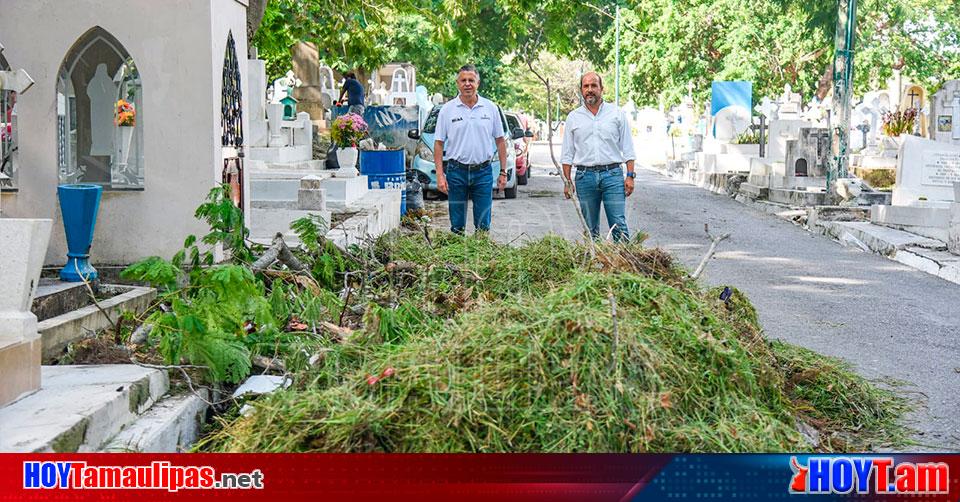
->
<box><xmin>221</xmin><ymin>32</ymin><xmax>243</xmax><ymax>209</ymax></box>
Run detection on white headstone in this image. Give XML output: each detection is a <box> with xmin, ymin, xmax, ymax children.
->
<box><xmin>776</xmin><ymin>83</ymin><xmax>802</xmax><ymax>120</ymax></box>
<box><xmin>766</xmin><ymin>119</ymin><xmax>813</xmax><ymax>164</ymax></box>
<box><xmin>390</xmin><ymin>68</ymin><xmax>410</xmax><ymax>93</ymax></box>
<box><xmin>893</xmin><ymin>136</ymin><xmax>960</xmax><ymax>205</ymax></box>
<box><xmin>247</xmin><ymin>59</ymin><xmax>269</xmax><ymax>148</ymax></box>
<box><xmin>713</xmin><ymin>105</ymin><xmax>751</xmax><ymax>141</ymax></box>
<box><xmin>270</xmin><ymin>70</ymin><xmax>301</xmax><ymax>105</ymax></box>
<box><xmin>372</xmin><ymin>82</ymin><xmax>389</xmax><ymax>105</ymax></box>
<box><xmin>86</xmin><ymin>63</ymin><xmax>117</xmax><ymax>156</ymax></box>
<box><xmin>388</xmin><ymin>67</ymin><xmax>416</xmax><ymax>106</ymax></box>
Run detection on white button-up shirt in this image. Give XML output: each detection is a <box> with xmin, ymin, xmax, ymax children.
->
<box><xmin>435</xmin><ymin>94</ymin><xmax>505</xmax><ymax>165</ymax></box>
<box><xmin>560</xmin><ymin>102</ymin><xmax>636</xmax><ymax>167</ymax></box>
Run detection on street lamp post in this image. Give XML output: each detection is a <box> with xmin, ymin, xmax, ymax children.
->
<box><xmin>830</xmin><ymin>0</ymin><xmax>858</xmax><ymax>188</ymax></box>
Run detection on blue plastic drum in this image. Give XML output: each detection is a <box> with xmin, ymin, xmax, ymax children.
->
<box><xmin>359</xmin><ymin>149</ymin><xmax>407</xmax><ymax>215</ymax></box>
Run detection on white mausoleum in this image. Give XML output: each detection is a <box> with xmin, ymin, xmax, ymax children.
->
<box><xmin>0</xmin><ymin>0</ymin><xmax>251</xmax><ymax>265</ymax></box>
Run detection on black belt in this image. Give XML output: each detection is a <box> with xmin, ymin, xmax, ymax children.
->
<box><xmin>575</xmin><ymin>163</ymin><xmax>621</xmax><ymax>172</ymax></box>
<box><xmin>446</xmin><ymin>159</ymin><xmax>491</xmax><ymax>171</ymax></box>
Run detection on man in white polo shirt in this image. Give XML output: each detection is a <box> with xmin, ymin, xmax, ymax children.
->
<box><xmin>561</xmin><ymin>71</ymin><xmax>636</xmax><ymax>242</ymax></box>
<box><xmin>434</xmin><ymin>64</ymin><xmax>508</xmax><ymax>234</ymax></box>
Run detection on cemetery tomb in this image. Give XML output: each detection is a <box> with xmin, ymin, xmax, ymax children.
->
<box><xmin>931</xmin><ymin>80</ymin><xmax>960</xmax><ymax>146</ymax></box>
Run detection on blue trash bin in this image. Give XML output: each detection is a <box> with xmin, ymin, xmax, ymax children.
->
<box><xmin>359</xmin><ymin>149</ymin><xmax>407</xmax><ymax>215</ymax></box>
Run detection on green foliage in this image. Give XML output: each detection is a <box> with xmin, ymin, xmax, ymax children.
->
<box><xmin>122</xmin><ymin>186</ymin><xmax>282</xmax><ymax>383</ymax></box>
<box><xmin>146</xmin><ymin>264</ymin><xmax>270</xmax><ymax>383</ymax></box>
<box><xmin>194</xmin><ymin>185</ymin><xmax>252</xmax><ymax>263</ymax></box>
<box><xmin>291</xmin><ymin>215</ymin><xmax>352</xmax><ymax>290</ymax></box>
<box><xmin>613</xmin><ymin>0</ymin><xmax>960</xmax><ymax>108</ymax></box>
<box><xmin>120</xmin><ymin>256</ymin><xmax>180</xmax><ymax>292</ymax></box>
<box><xmin>290</xmin><ymin>214</ymin><xmax>329</xmax><ymax>254</ymax></box>
<box><xmin>732</xmin><ymin>130</ymin><xmax>761</xmax><ymax>144</ymax></box>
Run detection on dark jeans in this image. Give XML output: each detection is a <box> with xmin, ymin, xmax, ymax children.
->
<box><xmin>447</xmin><ymin>165</ymin><xmax>493</xmax><ymax>234</ymax></box>
<box><xmin>575</xmin><ymin>166</ymin><xmax>629</xmax><ymax>242</ymax></box>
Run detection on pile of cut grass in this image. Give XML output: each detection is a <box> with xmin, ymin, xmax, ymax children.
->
<box><xmin>200</xmin><ymin>233</ymin><xmax>908</xmax><ymax>452</ymax></box>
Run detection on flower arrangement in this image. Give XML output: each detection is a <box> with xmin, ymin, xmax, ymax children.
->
<box><xmin>881</xmin><ymin>108</ymin><xmax>917</xmax><ymax>137</ymax></box>
<box><xmin>114</xmin><ymin>99</ymin><xmax>136</xmax><ymax>127</ymax></box>
<box><xmin>330</xmin><ymin>113</ymin><xmax>368</xmax><ymax>148</ymax></box>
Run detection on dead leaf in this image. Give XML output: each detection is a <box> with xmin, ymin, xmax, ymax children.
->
<box><xmin>645</xmin><ymin>426</ymin><xmax>656</xmax><ymax>442</ymax></box>
<box><xmin>659</xmin><ymin>391</ymin><xmax>673</xmax><ymax>409</ymax></box>
<box><xmin>575</xmin><ymin>393</ymin><xmax>590</xmax><ymax>409</ymax></box>
<box><xmin>319</xmin><ymin>321</ymin><xmax>353</xmax><ymax>341</ymax></box>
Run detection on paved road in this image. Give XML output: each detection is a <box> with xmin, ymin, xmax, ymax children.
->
<box><xmin>429</xmin><ymin>141</ymin><xmax>960</xmax><ymax>450</ymax></box>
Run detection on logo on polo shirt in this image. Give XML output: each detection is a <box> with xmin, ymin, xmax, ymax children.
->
<box><xmin>452</xmin><ymin>117</ymin><xmax>463</xmax><ymax>123</ymax></box>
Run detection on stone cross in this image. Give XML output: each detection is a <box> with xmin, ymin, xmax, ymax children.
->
<box><xmin>270</xmin><ymin>70</ymin><xmax>302</xmax><ymax>104</ymax></box>
<box><xmin>755</xmin><ymin>97</ymin><xmax>777</xmax><ymax>119</ymax></box>
<box><xmin>908</xmin><ymin>88</ymin><xmax>921</xmax><ymax>109</ymax></box>
<box><xmin>856</xmin><ymin>122</ymin><xmax>870</xmax><ymax>150</ymax></box>
<box><xmin>755</xmin><ymin>98</ymin><xmax>777</xmax><ymax>158</ymax></box>
<box><xmin>390</xmin><ymin>68</ymin><xmax>410</xmax><ymax>93</ymax></box>
<box><xmin>777</xmin><ymin>83</ymin><xmax>802</xmax><ymax>118</ymax></box>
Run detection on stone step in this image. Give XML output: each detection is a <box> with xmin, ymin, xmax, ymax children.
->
<box><xmin>0</xmin><ymin>365</ymin><xmax>168</xmax><ymax>452</ymax></box>
<box><xmin>768</xmin><ymin>187</ymin><xmax>828</xmax><ymax>206</ymax></box>
<box><xmin>38</xmin><ymin>285</ymin><xmax>156</xmax><ymax>362</ymax></box>
<box><xmin>739</xmin><ymin>182</ymin><xmax>768</xmax><ymax>199</ymax></box>
<box><xmin>103</xmin><ymin>390</ymin><xmax>209</xmax><ymax>453</ymax></box>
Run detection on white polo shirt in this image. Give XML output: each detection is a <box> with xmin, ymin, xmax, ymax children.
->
<box><xmin>435</xmin><ymin>94</ymin><xmax>505</xmax><ymax>165</ymax></box>
<box><xmin>560</xmin><ymin>102</ymin><xmax>636</xmax><ymax>167</ymax></box>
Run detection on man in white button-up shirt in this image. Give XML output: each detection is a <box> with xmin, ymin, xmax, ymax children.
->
<box><xmin>561</xmin><ymin>72</ymin><xmax>636</xmax><ymax>242</ymax></box>
<box><xmin>434</xmin><ymin>64</ymin><xmax>508</xmax><ymax>234</ymax></box>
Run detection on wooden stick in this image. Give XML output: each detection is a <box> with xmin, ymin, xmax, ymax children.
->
<box><xmin>251</xmin><ymin>232</ymin><xmax>307</xmax><ymax>271</ymax></box>
<box><xmin>691</xmin><ymin>224</ymin><xmax>731</xmax><ymax>280</ymax></box>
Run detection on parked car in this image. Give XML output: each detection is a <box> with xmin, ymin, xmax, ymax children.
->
<box><xmin>505</xmin><ymin>111</ymin><xmax>534</xmax><ymax>185</ymax></box>
<box><xmin>408</xmin><ymin>104</ymin><xmax>524</xmax><ymax>199</ymax></box>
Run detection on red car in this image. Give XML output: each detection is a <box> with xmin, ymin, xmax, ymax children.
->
<box><xmin>505</xmin><ymin>112</ymin><xmax>532</xmax><ymax>185</ymax></box>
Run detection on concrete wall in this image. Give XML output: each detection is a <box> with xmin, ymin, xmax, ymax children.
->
<box><xmin>0</xmin><ymin>0</ymin><xmax>248</xmax><ymax>265</ymax></box>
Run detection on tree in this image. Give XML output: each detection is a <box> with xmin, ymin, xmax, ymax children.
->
<box><xmin>607</xmin><ymin>0</ymin><xmax>960</xmax><ymax>107</ymax></box>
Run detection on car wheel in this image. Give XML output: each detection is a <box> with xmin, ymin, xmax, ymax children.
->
<box><xmin>504</xmin><ymin>185</ymin><xmax>517</xmax><ymax>199</ymax></box>
<box><xmin>517</xmin><ymin>170</ymin><xmax>528</xmax><ymax>185</ymax></box>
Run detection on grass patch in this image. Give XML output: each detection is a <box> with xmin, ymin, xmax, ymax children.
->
<box><xmin>198</xmin><ymin>233</ymin><xmax>910</xmax><ymax>453</ymax></box>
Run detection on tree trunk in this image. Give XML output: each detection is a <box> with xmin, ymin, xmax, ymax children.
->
<box><xmin>815</xmin><ymin>60</ymin><xmax>833</xmax><ymax>101</ymax></box>
<box><xmin>247</xmin><ymin>0</ymin><xmax>268</xmax><ymax>58</ymax></box>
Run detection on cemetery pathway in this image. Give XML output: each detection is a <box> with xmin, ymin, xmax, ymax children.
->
<box><xmin>468</xmin><ymin>142</ymin><xmax>960</xmax><ymax>450</ymax></box>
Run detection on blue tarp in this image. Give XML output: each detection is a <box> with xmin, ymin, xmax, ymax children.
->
<box><xmin>331</xmin><ymin>105</ymin><xmax>420</xmax><ymax>154</ymax></box>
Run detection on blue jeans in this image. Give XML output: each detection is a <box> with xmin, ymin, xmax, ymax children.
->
<box><xmin>446</xmin><ymin>166</ymin><xmax>493</xmax><ymax>234</ymax></box>
<box><xmin>575</xmin><ymin>167</ymin><xmax>629</xmax><ymax>242</ymax></box>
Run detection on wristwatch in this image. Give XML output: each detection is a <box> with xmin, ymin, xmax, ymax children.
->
<box><xmin>626</xmin><ymin>172</ymin><xmax>636</xmax><ymax>178</ymax></box>
<box><xmin>499</xmin><ymin>170</ymin><xmax>507</xmax><ymax>177</ymax></box>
